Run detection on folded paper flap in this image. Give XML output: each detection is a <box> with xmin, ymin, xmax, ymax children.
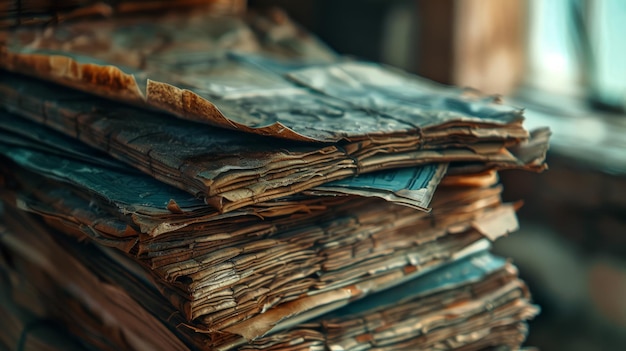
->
<box><xmin>509</xmin><ymin>127</ymin><xmax>552</xmax><ymax>166</ymax></box>
<box><xmin>472</xmin><ymin>204</ymin><xmax>520</xmax><ymax>241</ymax></box>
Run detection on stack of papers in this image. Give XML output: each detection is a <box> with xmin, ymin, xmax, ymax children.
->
<box><xmin>241</xmin><ymin>252</ymin><xmax>538</xmax><ymax>351</ymax></box>
<box><xmin>0</xmin><ymin>6</ymin><xmax>547</xmax><ymax>351</ymax></box>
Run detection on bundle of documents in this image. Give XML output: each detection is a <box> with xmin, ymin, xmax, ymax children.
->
<box><xmin>241</xmin><ymin>253</ymin><xmax>538</xmax><ymax>351</ymax></box>
<box><xmin>0</xmin><ymin>205</ymin><xmax>537</xmax><ymax>351</ymax></box>
<box><xmin>0</xmin><ymin>5</ymin><xmax>548</xmax><ymax>351</ymax></box>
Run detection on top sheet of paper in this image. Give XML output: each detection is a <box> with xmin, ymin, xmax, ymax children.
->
<box><xmin>1</xmin><ymin>10</ymin><xmax>525</xmax><ymax>142</ymax></box>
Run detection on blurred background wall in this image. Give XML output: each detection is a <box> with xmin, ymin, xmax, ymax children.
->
<box><xmin>247</xmin><ymin>1</ymin><xmax>626</xmax><ymax>350</ymax></box>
